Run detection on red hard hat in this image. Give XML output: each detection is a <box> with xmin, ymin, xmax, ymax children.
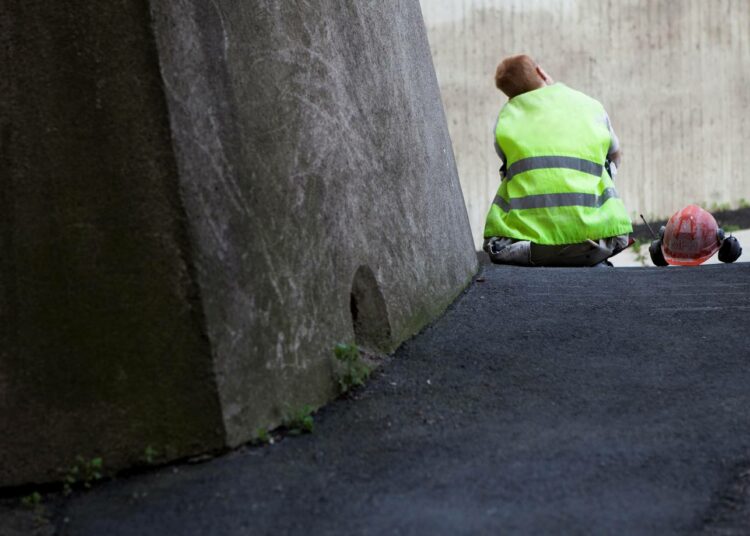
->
<box><xmin>661</xmin><ymin>204</ymin><xmax>721</xmax><ymax>266</ymax></box>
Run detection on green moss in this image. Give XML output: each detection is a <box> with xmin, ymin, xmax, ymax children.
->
<box><xmin>394</xmin><ymin>268</ymin><xmax>476</xmax><ymax>348</ymax></box>
<box><xmin>283</xmin><ymin>405</ymin><xmax>315</xmax><ymax>435</ymax></box>
<box><xmin>20</xmin><ymin>491</ymin><xmax>42</xmax><ymax>508</ymax></box>
<box><xmin>333</xmin><ymin>343</ymin><xmax>371</xmax><ymax>392</ymax></box>
<box><xmin>252</xmin><ymin>428</ymin><xmax>271</xmax><ymax>445</ymax></box>
<box><xmin>60</xmin><ymin>456</ymin><xmax>104</xmax><ymax>495</ymax></box>
<box><xmin>142</xmin><ymin>445</ymin><xmax>159</xmax><ymax>465</ymax></box>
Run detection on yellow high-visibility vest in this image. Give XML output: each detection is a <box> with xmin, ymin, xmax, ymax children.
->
<box><xmin>484</xmin><ymin>83</ymin><xmax>632</xmax><ymax>244</ymax></box>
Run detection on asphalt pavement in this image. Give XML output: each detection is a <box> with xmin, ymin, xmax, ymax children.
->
<box><xmin>4</xmin><ymin>263</ymin><xmax>750</xmax><ymax>535</ymax></box>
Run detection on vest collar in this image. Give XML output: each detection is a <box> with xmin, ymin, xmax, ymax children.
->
<box><xmin>509</xmin><ymin>82</ymin><xmax>566</xmax><ymax>104</ymax></box>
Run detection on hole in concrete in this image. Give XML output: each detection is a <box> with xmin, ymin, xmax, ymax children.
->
<box><xmin>349</xmin><ymin>265</ymin><xmax>391</xmax><ymax>351</ymax></box>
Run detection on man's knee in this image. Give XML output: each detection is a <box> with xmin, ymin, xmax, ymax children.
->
<box><xmin>483</xmin><ymin>237</ymin><xmax>532</xmax><ymax>266</ymax></box>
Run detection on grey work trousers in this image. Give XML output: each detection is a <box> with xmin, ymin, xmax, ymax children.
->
<box><xmin>483</xmin><ymin>235</ymin><xmax>629</xmax><ymax>267</ymax></box>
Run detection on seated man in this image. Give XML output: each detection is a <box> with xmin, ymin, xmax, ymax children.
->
<box><xmin>483</xmin><ymin>54</ymin><xmax>632</xmax><ymax>267</ymax></box>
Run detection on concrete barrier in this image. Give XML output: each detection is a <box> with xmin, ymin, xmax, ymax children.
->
<box><xmin>0</xmin><ymin>0</ymin><xmax>476</xmax><ymax>486</ymax></box>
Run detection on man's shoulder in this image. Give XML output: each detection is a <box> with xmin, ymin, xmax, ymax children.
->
<box><xmin>557</xmin><ymin>83</ymin><xmax>605</xmax><ymax>109</ymax></box>
<box><xmin>501</xmin><ymin>83</ymin><xmax>605</xmax><ymax>112</ymax></box>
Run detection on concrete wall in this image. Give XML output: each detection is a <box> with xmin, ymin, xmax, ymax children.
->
<box><xmin>150</xmin><ymin>0</ymin><xmax>477</xmax><ymax>447</ymax></box>
<box><xmin>0</xmin><ymin>0</ymin><xmax>476</xmax><ymax>486</ymax></box>
<box><xmin>420</xmin><ymin>0</ymin><xmax>750</xmax><ymax>247</ymax></box>
<box><xmin>0</xmin><ymin>0</ymin><xmax>226</xmax><ymax>488</ymax></box>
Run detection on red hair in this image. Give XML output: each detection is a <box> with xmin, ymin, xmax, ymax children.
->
<box><xmin>494</xmin><ymin>55</ymin><xmax>544</xmax><ymax>98</ymax></box>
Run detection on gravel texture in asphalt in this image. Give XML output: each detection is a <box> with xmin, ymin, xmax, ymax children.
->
<box><xmin>4</xmin><ymin>263</ymin><xmax>750</xmax><ymax>535</ymax></box>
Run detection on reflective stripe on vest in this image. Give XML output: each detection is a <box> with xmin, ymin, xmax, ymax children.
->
<box><xmin>505</xmin><ymin>156</ymin><xmax>603</xmax><ymax>182</ymax></box>
<box><xmin>493</xmin><ymin>187</ymin><xmax>619</xmax><ymax>212</ymax></box>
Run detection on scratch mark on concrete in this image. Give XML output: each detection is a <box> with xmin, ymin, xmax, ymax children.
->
<box><xmin>209</xmin><ymin>0</ymin><xmax>230</xmax><ymax>60</ymax></box>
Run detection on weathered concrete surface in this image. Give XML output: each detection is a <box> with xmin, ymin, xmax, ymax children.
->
<box><xmin>0</xmin><ymin>0</ymin><xmax>476</xmax><ymax>486</ymax></box>
<box><xmin>150</xmin><ymin>0</ymin><xmax>477</xmax><ymax>447</ymax></box>
<box><xmin>0</xmin><ymin>1</ymin><xmax>226</xmax><ymax>487</ymax></box>
<box><xmin>420</xmin><ymin>0</ymin><xmax>750</xmax><ymax>247</ymax></box>
<box><xmin>15</xmin><ymin>263</ymin><xmax>750</xmax><ymax>534</ymax></box>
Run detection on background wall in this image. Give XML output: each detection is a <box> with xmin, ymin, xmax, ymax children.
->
<box><xmin>420</xmin><ymin>0</ymin><xmax>750</xmax><ymax>248</ymax></box>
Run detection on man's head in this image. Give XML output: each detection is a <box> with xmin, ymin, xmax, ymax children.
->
<box><xmin>494</xmin><ymin>55</ymin><xmax>553</xmax><ymax>99</ymax></box>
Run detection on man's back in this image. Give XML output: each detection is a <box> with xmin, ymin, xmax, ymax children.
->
<box><xmin>497</xmin><ymin>83</ymin><xmax>610</xmax><ymax>170</ymax></box>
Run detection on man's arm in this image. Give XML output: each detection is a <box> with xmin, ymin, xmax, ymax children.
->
<box><xmin>493</xmin><ymin>114</ymin><xmax>506</xmax><ymax>177</ymax></box>
<box><xmin>609</xmin><ymin>148</ymin><xmax>621</xmax><ymax>168</ymax></box>
<box><xmin>605</xmin><ymin>113</ymin><xmax>621</xmax><ymax>168</ymax></box>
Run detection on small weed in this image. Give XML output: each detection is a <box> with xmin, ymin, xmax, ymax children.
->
<box><xmin>60</xmin><ymin>456</ymin><xmax>104</xmax><ymax>495</ymax></box>
<box><xmin>720</xmin><ymin>202</ymin><xmax>732</xmax><ymax>212</ymax></box>
<box><xmin>283</xmin><ymin>405</ymin><xmax>314</xmax><ymax>435</ymax></box>
<box><xmin>143</xmin><ymin>446</ymin><xmax>158</xmax><ymax>465</ymax></box>
<box><xmin>738</xmin><ymin>198</ymin><xmax>749</xmax><ymax>209</ymax></box>
<box><xmin>333</xmin><ymin>343</ymin><xmax>371</xmax><ymax>392</ymax></box>
<box><xmin>631</xmin><ymin>239</ymin><xmax>648</xmax><ymax>266</ymax></box>
<box><xmin>253</xmin><ymin>427</ymin><xmax>272</xmax><ymax>445</ymax></box>
<box><xmin>20</xmin><ymin>491</ymin><xmax>46</xmax><ymax>525</ymax></box>
<box><xmin>710</xmin><ymin>201</ymin><xmax>732</xmax><ymax>213</ymax></box>
<box><xmin>20</xmin><ymin>491</ymin><xmax>42</xmax><ymax>509</ymax></box>
<box><xmin>724</xmin><ymin>224</ymin><xmax>741</xmax><ymax>233</ymax></box>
